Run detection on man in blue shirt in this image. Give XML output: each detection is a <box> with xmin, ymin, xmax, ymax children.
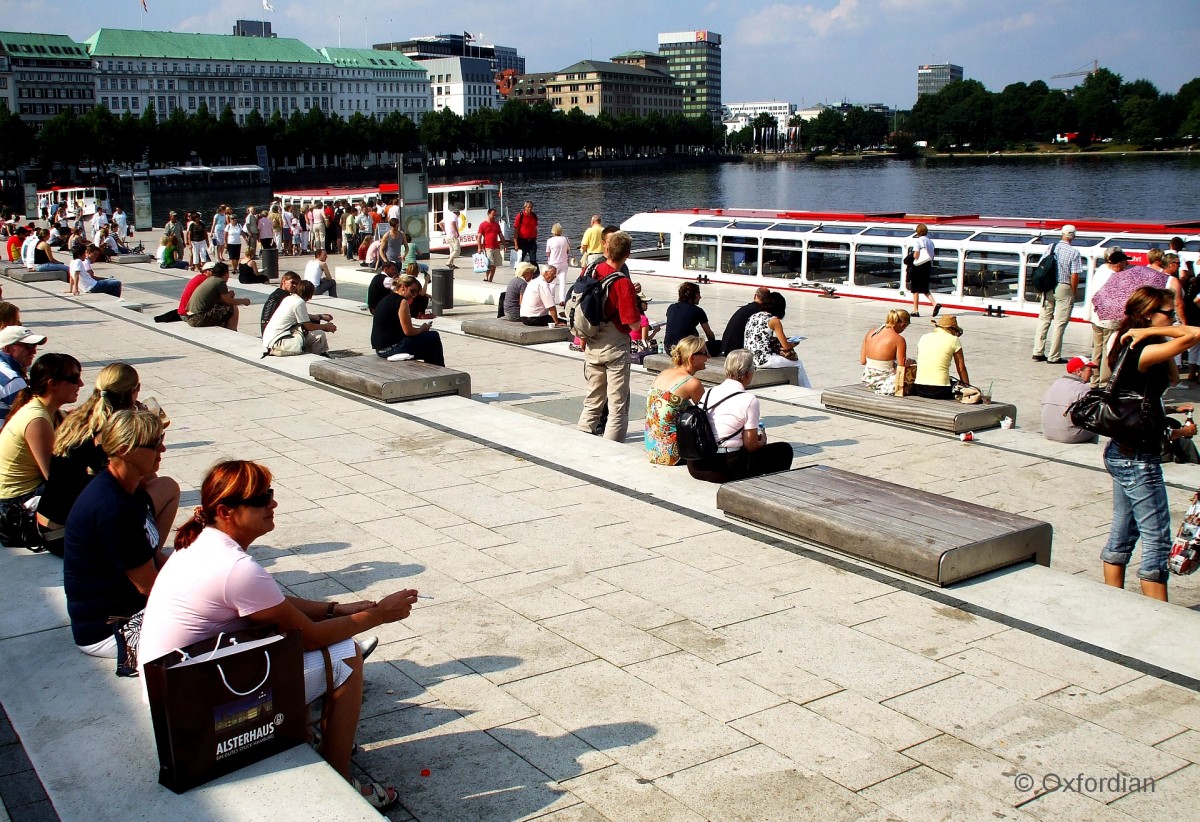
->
<box><xmin>0</xmin><ymin>326</ymin><xmax>46</xmax><ymax>422</ymax></box>
<box><xmin>1032</xmin><ymin>224</ymin><xmax>1083</xmax><ymax>364</ymax></box>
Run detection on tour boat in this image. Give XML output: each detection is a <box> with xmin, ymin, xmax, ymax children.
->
<box><xmin>621</xmin><ymin>208</ymin><xmax>1200</xmax><ymax>320</ymax></box>
<box><xmin>36</xmin><ymin>185</ymin><xmax>111</xmax><ymax>219</ymax></box>
<box><xmin>274</xmin><ymin>180</ymin><xmax>499</xmax><ymax>251</ymax></box>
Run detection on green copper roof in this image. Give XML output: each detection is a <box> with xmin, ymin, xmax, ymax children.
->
<box><xmin>0</xmin><ymin>31</ymin><xmax>89</xmax><ymax>60</ymax></box>
<box><xmin>556</xmin><ymin>60</ymin><xmax>672</xmax><ymax>79</ymax></box>
<box><xmin>320</xmin><ymin>47</ymin><xmax>425</xmax><ymax>73</ymax></box>
<box><xmin>85</xmin><ymin>28</ymin><xmax>326</xmax><ymax>63</ymax></box>
<box><xmin>610</xmin><ymin>50</ymin><xmax>660</xmax><ymax>60</ymax></box>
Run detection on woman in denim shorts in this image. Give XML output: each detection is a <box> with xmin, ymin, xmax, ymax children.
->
<box><xmin>1101</xmin><ymin>286</ymin><xmax>1200</xmax><ymax>601</ymax></box>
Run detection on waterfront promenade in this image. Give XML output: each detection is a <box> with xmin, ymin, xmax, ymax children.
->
<box><xmin>0</xmin><ymin>243</ymin><xmax>1198</xmax><ymax>821</ymax></box>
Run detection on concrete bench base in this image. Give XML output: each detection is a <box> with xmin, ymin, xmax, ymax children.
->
<box><xmin>642</xmin><ymin>353</ymin><xmax>798</xmax><ymax>387</ymax></box>
<box><xmin>821</xmin><ymin>384</ymin><xmax>1017</xmax><ymax>433</ymax></box>
<box><xmin>1</xmin><ymin>265</ymin><xmax>67</xmax><ymax>282</ymax></box>
<box><xmin>717</xmin><ymin>464</ymin><xmax>1052</xmax><ymax>586</ymax></box>
<box><xmin>461</xmin><ymin>316</ymin><xmax>572</xmax><ymax>345</ymax></box>
<box><xmin>311</xmin><ymin>356</ymin><xmax>471</xmax><ymax>402</ymax></box>
<box><xmin>111</xmin><ymin>253</ymin><xmax>154</xmax><ymax>264</ymax></box>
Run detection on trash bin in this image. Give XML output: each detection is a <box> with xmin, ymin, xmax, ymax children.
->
<box><xmin>430</xmin><ymin>267</ymin><xmax>454</xmax><ymax>316</ymax></box>
<box><xmin>260</xmin><ymin>246</ymin><xmax>279</xmax><ymax>281</ymax></box>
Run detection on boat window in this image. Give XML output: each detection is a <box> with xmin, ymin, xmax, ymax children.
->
<box><xmin>683</xmin><ymin>233</ymin><xmax>718</xmax><ymax>272</ymax></box>
<box><xmin>720</xmin><ymin>236</ymin><xmax>759</xmax><ymax>276</ymax></box>
<box><xmin>861</xmin><ymin>228</ymin><xmax>913</xmax><ymax>237</ymax></box>
<box><xmin>806</xmin><ymin>241</ymin><xmax>850</xmax><ymax>284</ymax></box>
<box><xmin>964</xmin><ymin>250</ymin><xmax>1021</xmax><ymax>303</ymax></box>
<box><xmin>1113</xmin><ymin>238</ymin><xmax>1166</xmax><ymax>251</ymax></box>
<box><xmin>1182</xmin><ymin>241</ymin><xmax>1199</xmax><ymax>252</ymax></box>
<box><xmin>763</xmin><ymin>239</ymin><xmax>804</xmax><ymax>249</ymax></box>
<box><xmin>765</xmin><ymin>223</ymin><xmax>815</xmax><ymax>233</ymax></box>
<box><xmin>1034</xmin><ymin>234</ymin><xmax>1104</xmax><ymax>247</ymax></box>
<box><xmin>813</xmin><ymin>225</ymin><xmax>866</xmax><ymax>235</ymax></box>
<box><xmin>727</xmin><ymin>221</ymin><xmax>772</xmax><ymax>231</ymax></box>
<box><xmin>466</xmin><ymin>191</ymin><xmax>489</xmax><ymax>210</ymax></box>
<box><xmin>689</xmin><ymin>219</ymin><xmax>730</xmax><ymax>229</ymax></box>
<box><xmin>854</xmin><ymin>244</ymin><xmax>902</xmax><ymax>290</ymax></box>
<box><xmin>1023</xmin><ymin>253</ymin><xmax>1087</xmax><ymax>305</ymax></box>
<box><xmin>761</xmin><ymin>247</ymin><xmax>802</xmax><ymax>279</ymax></box>
<box><xmin>926</xmin><ymin>229</ymin><xmax>972</xmax><ymax>241</ymax></box>
<box><xmin>971</xmin><ymin>232</ymin><xmax>1034</xmax><ymax>244</ymax></box>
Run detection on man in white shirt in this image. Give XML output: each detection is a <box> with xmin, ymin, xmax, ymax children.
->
<box><xmin>89</xmin><ymin>208</ymin><xmax>108</xmax><ymax>243</ymax></box>
<box><xmin>443</xmin><ymin>206</ymin><xmax>461</xmax><ymax>269</ymax></box>
<box><xmin>20</xmin><ymin>231</ymin><xmax>38</xmax><ymax>269</ymax></box>
<box><xmin>262</xmin><ymin>280</ymin><xmax>336</xmax><ymax>356</ymax></box>
<box><xmin>519</xmin><ymin>265</ymin><xmax>566</xmax><ymax>327</ymax></box>
<box><xmin>303</xmin><ymin>248</ymin><xmax>338</xmax><ymax>298</ymax></box>
<box><xmin>69</xmin><ymin>244</ymin><xmax>122</xmax><ymax>297</ymax></box>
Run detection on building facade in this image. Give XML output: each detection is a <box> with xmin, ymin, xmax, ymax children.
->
<box><xmin>374</xmin><ymin>35</ymin><xmax>525</xmax><ymax>77</ymax></box>
<box><xmin>657</xmin><ymin>30</ymin><xmax>721</xmax><ymax>123</ymax></box>
<box><xmin>422</xmin><ymin>56</ymin><xmax>501</xmax><ymax>117</ymax></box>
<box><xmin>610</xmin><ymin>50</ymin><xmax>669</xmax><ymax>73</ymax></box>
<box><xmin>916</xmin><ymin>63</ymin><xmax>963</xmax><ymax>98</ymax></box>
<box><xmin>504</xmin><ymin>72</ymin><xmax>554</xmax><ymax>105</ymax></box>
<box><xmin>723</xmin><ymin>100</ymin><xmax>796</xmax><ymax>132</ymax></box>
<box><xmin>0</xmin><ymin>32</ymin><xmax>95</xmax><ymax>128</ymax></box>
<box><xmin>547</xmin><ymin>60</ymin><xmax>682</xmax><ymax>118</ymax></box>
<box><xmin>320</xmin><ymin>47</ymin><xmax>430</xmax><ymax>122</ymax></box>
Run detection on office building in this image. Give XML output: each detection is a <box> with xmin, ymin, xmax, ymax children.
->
<box><xmin>547</xmin><ymin>60</ymin><xmax>681</xmax><ymax>118</ymax></box>
<box><xmin>657</xmin><ymin>30</ymin><xmax>721</xmax><ymax>123</ymax></box>
<box><xmin>423</xmin><ymin>56</ymin><xmax>500</xmax><ymax>116</ymax></box>
<box><xmin>0</xmin><ymin>31</ymin><xmax>95</xmax><ymax>128</ymax></box>
<box><xmin>503</xmin><ymin>72</ymin><xmax>554</xmax><ymax>105</ymax></box>
<box><xmin>917</xmin><ymin>63</ymin><xmax>963</xmax><ymax>98</ymax></box>
<box><xmin>610</xmin><ymin>50</ymin><xmax>669</xmax><ymax>74</ymax></box>
<box><xmin>233</xmin><ymin>20</ymin><xmax>275</xmax><ymax>38</ymax></box>
<box><xmin>374</xmin><ymin>35</ymin><xmax>525</xmax><ymax>77</ymax></box>
<box><xmin>723</xmin><ymin>100</ymin><xmax>795</xmax><ymax>132</ymax></box>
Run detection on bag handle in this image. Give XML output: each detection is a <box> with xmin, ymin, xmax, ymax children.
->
<box><xmin>217</xmin><ymin>652</ymin><xmax>272</xmax><ymax>697</ymax></box>
<box><xmin>698</xmin><ymin>388</ymin><xmax>747</xmax><ymax>446</ymax></box>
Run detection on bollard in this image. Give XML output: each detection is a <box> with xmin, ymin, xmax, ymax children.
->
<box><xmin>260</xmin><ymin>246</ymin><xmax>279</xmax><ymax>280</ymax></box>
<box><xmin>430</xmin><ymin>267</ymin><xmax>454</xmax><ymax>316</ymax></box>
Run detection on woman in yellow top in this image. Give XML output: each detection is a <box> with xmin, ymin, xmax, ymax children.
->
<box><xmin>911</xmin><ymin>315</ymin><xmax>970</xmax><ymax>399</ymax></box>
<box><xmin>0</xmin><ymin>354</ymin><xmax>82</xmax><ymax>548</ymax></box>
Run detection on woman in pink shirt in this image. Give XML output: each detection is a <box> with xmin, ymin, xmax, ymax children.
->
<box><xmin>138</xmin><ymin>460</ymin><xmax>419</xmax><ymax>810</ymax></box>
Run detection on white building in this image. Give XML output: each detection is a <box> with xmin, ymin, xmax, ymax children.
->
<box><xmin>723</xmin><ymin>100</ymin><xmax>796</xmax><ymax>132</ymax></box>
<box><xmin>422</xmin><ymin>56</ymin><xmax>500</xmax><ymax>117</ymax></box>
<box><xmin>320</xmin><ymin>48</ymin><xmax>430</xmax><ymax>123</ymax></box>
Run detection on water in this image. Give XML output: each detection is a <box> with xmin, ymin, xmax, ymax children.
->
<box><xmin>129</xmin><ymin>153</ymin><xmax>1199</xmax><ymax>239</ymax></box>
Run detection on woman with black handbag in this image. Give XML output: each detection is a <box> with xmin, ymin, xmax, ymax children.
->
<box><xmin>1100</xmin><ymin>286</ymin><xmax>1200</xmax><ymax>601</ymax></box>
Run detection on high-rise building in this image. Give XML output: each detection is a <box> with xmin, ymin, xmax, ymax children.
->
<box><xmin>916</xmin><ymin>63</ymin><xmax>963</xmax><ymax>99</ymax></box>
<box><xmin>374</xmin><ymin>35</ymin><xmax>525</xmax><ymax>77</ymax></box>
<box><xmin>657</xmin><ymin>30</ymin><xmax>721</xmax><ymax>123</ymax></box>
<box><xmin>547</xmin><ymin>60</ymin><xmax>681</xmax><ymax>118</ymax></box>
<box><xmin>233</xmin><ymin>20</ymin><xmax>274</xmax><ymax>38</ymax></box>
<box><xmin>423</xmin><ymin>56</ymin><xmax>500</xmax><ymax>116</ymax></box>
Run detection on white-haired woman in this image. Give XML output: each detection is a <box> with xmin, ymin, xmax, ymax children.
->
<box><xmin>546</xmin><ymin>222</ymin><xmax>571</xmax><ymax>305</ymax></box>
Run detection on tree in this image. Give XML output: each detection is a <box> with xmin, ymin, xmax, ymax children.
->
<box><xmin>38</xmin><ymin>108</ymin><xmax>85</xmax><ymax>165</ymax></box>
<box><xmin>0</xmin><ymin>103</ymin><xmax>35</xmax><ymax>178</ymax></box>
<box><xmin>844</xmin><ymin>107</ymin><xmax>887</xmax><ymax>149</ymax></box>
<box><xmin>1074</xmin><ymin>68</ymin><xmax>1123</xmax><ymax>142</ymax></box>
<box><xmin>806</xmin><ymin>108</ymin><xmax>845</xmax><ymax>150</ymax></box>
<box><xmin>419</xmin><ymin>108</ymin><xmax>464</xmax><ymax>158</ymax></box>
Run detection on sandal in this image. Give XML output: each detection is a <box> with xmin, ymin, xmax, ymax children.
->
<box><xmin>351</xmin><ymin>777</ymin><xmax>400</xmax><ymax>811</ymax></box>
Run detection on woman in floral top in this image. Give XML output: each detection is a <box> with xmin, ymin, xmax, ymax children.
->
<box><xmin>644</xmin><ymin>336</ymin><xmax>708</xmax><ymax>465</ymax></box>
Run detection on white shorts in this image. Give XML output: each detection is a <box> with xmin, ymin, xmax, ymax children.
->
<box><xmin>79</xmin><ymin>634</ymin><xmax>119</xmax><ymax>658</ymax></box>
<box><xmin>191</xmin><ymin>241</ymin><xmax>210</xmax><ymax>263</ymax></box>
<box><xmin>302</xmin><ymin>638</ymin><xmax>357</xmax><ymax>704</ymax></box>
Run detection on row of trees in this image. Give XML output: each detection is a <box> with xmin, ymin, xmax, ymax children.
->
<box><xmin>0</xmin><ymin>98</ymin><xmax>725</xmax><ymax>178</ymax></box>
<box><xmin>725</xmin><ymin>107</ymin><xmax>891</xmax><ymax>153</ymax></box>
<box><xmin>908</xmin><ymin>69</ymin><xmax>1200</xmax><ymax>150</ymax></box>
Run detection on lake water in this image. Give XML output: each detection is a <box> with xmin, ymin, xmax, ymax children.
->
<box><xmin>142</xmin><ymin>153</ymin><xmax>1199</xmax><ymax>239</ymax></box>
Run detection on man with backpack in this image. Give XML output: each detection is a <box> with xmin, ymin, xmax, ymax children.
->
<box><xmin>1031</xmin><ymin>224</ymin><xmax>1083</xmax><ymax>364</ymax></box>
<box><xmin>575</xmin><ymin>231</ymin><xmax>640</xmax><ymax>442</ymax></box>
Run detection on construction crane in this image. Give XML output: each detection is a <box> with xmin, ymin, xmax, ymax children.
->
<box><xmin>1051</xmin><ymin>60</ymin><xmax>1100</xmax><ymax>80</ymax></box>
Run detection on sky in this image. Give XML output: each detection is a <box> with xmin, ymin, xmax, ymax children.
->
<box><xmin>7</xmin><ymin>0</ymin><xmax>1199</xmax><ymax>108</ymax></box>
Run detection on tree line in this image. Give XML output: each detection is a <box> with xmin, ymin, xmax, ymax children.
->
<box><xmin>0</xmin><ymin>98</ymin><xmax>725</xmax><ymax>178</ymax></box>
<box><xmin>905</xmin><ymin>69</ymin><xmax>1200</xmax><ymax>151</ymax></box>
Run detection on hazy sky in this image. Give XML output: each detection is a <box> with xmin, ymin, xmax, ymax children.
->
<box><xmin>9</xmin><ymin>0</ymin><xmax>1198</xmax><ymax>108</ymax></box>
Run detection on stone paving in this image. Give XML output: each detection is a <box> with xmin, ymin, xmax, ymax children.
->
<box><xmin>2</xmin><ymin>245</ymin><xmax>1199</xmax><ymax>821</ymax></box>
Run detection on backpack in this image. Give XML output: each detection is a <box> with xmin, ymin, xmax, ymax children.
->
<box><xmin>566</xmin><ymin>260</ymin><xmax>630</xmax><ymax>340</ymax></box>
<box><xmin>676</xmin><ymin>389</ymin><xmax>742</xmax><ymax>462</ymax></box>
<box><xmin>1031</xmin><ymin>242</ymin><xmax>1060</xmax><ymax>293</ymax></box>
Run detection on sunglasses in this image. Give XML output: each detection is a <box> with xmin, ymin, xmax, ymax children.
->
<box><xmin>58</xmin><ymin>373</ymin><xmax>84</xmax><ymax>385</ymax></box>
<box><xmin>231</xmin><ymin>488</ymin><xmax>274</xmax><ymax>508</ymax></box>
<box><xmin>1154</xmin><ymin>309</ymin><xmax>1178</xmax><ymax>321</ymax></box>
<box><xmin>136</xmin><ymin>435</ymin><xmax>165</xmax><ymax>451</ymax></box>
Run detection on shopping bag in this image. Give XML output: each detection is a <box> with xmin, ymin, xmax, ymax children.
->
<box><xmin>1169</xmin><ymin>492</ymin><xmax>1200</xmax><ymax>575</ymax></box>
<box><xmin>472</xmin><ymin>252</ymin><xmax>489</xmax><ymax>274</ymax></box>
<box><xmin>144</xmin><ymin>626</ymin><xmax>306</xmax><ymax>793</ymax></box>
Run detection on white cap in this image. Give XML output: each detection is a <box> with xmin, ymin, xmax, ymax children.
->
<box><xmin>1062</xmin><ymin>224</ymin><xmax>1077</xmax><ymax>235</ymax></box>
<box><xmin>0</xmin><ymin>326</ymin><xmax>47</xmax><ymax>348</ymax></box>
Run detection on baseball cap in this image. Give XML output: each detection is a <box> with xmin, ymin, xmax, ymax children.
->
<box><xmin>1062</xmin><ymin>224</ymin><xmax>1077</xmax><ymax>235</ymax></box>
<box><xmin>1107</xmin><ymin>250</ymin><xmax>1130</xmax><ymax>263</ymax></box>
<box><xmin>1066</xmin><ymin>356</ymin><xmax>1097</xmax><ymax>374</ymax></box>
<box><xmin>0</xmin><ymin>326</ymin><xmax>47</xmax><ymax>348</ymax></box>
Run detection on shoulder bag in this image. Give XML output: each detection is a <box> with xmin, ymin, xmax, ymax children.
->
<box><xmin>1068</xmin><ymin>342</ymin><xmax>1167</xmax><ymax>450</ymax></box>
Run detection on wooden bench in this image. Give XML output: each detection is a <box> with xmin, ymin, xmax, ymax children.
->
<box><xmin>110</xmin><ymin>252</ymin><xmax>155</xmax><ymax>264</ymax></box>
<box><xmin>642</xmin><ymin>354</ymin><xmax>799</xmax><ymax>388</ymax></box>
<box><xmin>717</xmin><ymin>465</ymin><xmax>1052</xmax><ymax>586</ymax></box>
<box><xmin>310</xmin><ymin>356</ymin><xmax>471</xmax><ymax>402</ymax></box>
<box><xmin>460</xmin><ymin>316</ymin><xmax>572</xmax><ymax>345</ymax></box>
<box><xmin>820</xmin><ymin>384</ymin><xmax>1016</xmax><ymax>433</ymax></box>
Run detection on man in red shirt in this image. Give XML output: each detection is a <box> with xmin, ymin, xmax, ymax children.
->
<box><xmin>5</xmin><ymin>228</ymin><xmax>26</xmax><ymax>262</ymax></box>
<box><xmin>577</xmin><ymin>231</ymin><xmax>641</xmax><ymax>441</ymax></box>
<box><xmin>513</xmin><ymin>200</ymin><xmax>539</xmax><ymax>266</ymax></box>
<box><xmin>476</xmin><ymin>208</ymin><xmax>505</xmax><ymax>283</ymax></box>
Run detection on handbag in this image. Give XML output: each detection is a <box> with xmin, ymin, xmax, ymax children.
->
<box><xmin>1068</xmin><ymin>342</ymin><xmax>1167</xmax><ymax>450</ymax></box>
<box><xmin>902</xmin><ymin>250</ymin><xmax>914</xmax><ymax>277</ymax></box>
<box><xmin>894</xmin><ymin>363</ymin><xmax>917</xmax><ymax>397</ymax></box>
<box><xmin>268</xmin><ymin>325</ymin><xmax>306</xmax><ymax>356</ymax></box>
<box><xmin>0</xmin><ymin>491</ymin><xmax>43</xmax><ymax>550</ymax></box>
<box><xmin>144</xmin><ymin>626</ymin><xmax>306</xmax><ymax>793</ymax></box>
<box><xmin>1169</xmin><ymin>491</ymin><xmax>1200</xmax><ymax>575</ymax></box>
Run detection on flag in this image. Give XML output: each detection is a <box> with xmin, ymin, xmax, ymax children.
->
<box><xmin>141</xmin><ymin>0</ymin><xmax>148</xmax><ymax>10</ymax></box>
<box><xmin>262</xmin><ymin>0</ymin><xmax>274</xmax><ymax>11</ymax></box>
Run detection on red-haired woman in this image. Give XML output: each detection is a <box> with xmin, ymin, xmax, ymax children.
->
<box><xmin>1101</xmin><ymin>286</ymin><xmax>1200</xmax><ymax>601</ymax></box>
<box><xmin>137</xmin><ymin>460</ymin><xmax>416</xmax><ymax>810</ymax></box>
